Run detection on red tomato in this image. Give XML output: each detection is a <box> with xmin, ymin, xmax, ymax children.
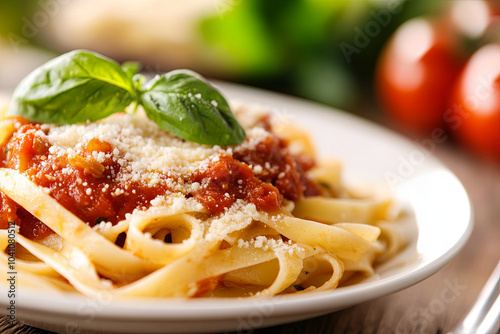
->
<box><xmin>376</xmin><ymin>18</ymin><xmax>462</xmax><ymax>135</ymax></box>
<box><xmin>448</xmin><ymin>44</ymin><xmax>500</xmax><ymax>161</ymax></box>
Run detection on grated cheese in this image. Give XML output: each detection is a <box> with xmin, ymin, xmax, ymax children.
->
<box><xmin>28</xmin><ymin>106</ymin><xmax>304</xmax><ymax>256</ymax></box>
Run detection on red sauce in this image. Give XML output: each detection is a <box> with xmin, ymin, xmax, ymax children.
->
<box><xmin>0</xmin><ymin>117</ymin><xmax>320</xmax><ymax>239</ymax></box>
<box><xmin>191</xmin><ymin>133</ymin><xmax>320</xmax><ymax>215</ymax></box>
<box><xmin>233</xmin><ymin>135</ymin><xmax>320</xmax><ymax>201</ymax></box>
<box><xmin>0</xmin><ymin>122</ymin><xmax>169</xmax><ymax>240</ymax></box>
<box><xmin>192</xmin><ymin>154</ymin><xmax>282</xmax><ymax>215</ymax></box>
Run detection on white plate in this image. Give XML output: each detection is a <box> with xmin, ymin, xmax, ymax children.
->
<box><xmin>1</xmin><ymin>83</ymin><xmax>473</xmax><ymax>334</ymax></box>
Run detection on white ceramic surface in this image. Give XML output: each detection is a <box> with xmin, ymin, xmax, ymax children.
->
<box><xmin>0</xmin><ymin>83</ymin><xmax>473</xmax><ymax>334</ymax></box>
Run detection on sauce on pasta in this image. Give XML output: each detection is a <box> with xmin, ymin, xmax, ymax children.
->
<box><xmin>0</xmin><ymin>123</ymin><xmax>169</xmax><ymax>234</ymax></box>
<box><xmin>0</xmin><ymin>117</ymin><xmax>319</xmax><ymax>237</ymax></box>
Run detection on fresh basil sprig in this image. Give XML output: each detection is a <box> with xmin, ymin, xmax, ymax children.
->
<box><xmin>7</xmin><ymin>50</ymin><xmax>246</xmax><ymax>146</ymax></box>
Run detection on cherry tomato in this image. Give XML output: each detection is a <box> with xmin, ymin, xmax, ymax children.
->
<box><xmin>448</xmin><ymin>44</ymin><xmax>500</xmax><ymax>161</ymax></box>
<box><xmin>376</xmin><ymin>18</ymin><xmax>462</xmax><ymax>135</ymax></box>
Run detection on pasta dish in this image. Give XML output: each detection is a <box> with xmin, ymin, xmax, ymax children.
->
<box><xmin>0</xmin><ymin>103</ymin><xmax>407</xmax><ymax>298</ymax></box>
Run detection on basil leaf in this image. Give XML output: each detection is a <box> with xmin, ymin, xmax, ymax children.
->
<box><xmin>7</xmin><ymin>50</ymin><xmax>134</xmax><ymax>124</ymax></box>
<box><xmin>141</xmin><ymin>70</ymin><xmax>246</xmax><ymax>146</ymax></box>
<box><xmin>7</xmin><ymin>50</ymin><xmax>247</xmax><ymax>147</ymax></box>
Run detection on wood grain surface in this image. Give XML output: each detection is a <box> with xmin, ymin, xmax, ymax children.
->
<box><xmin>1</xmin><ymin>139</ymin><xmax>499</xmax><ymax>334</ymax></box>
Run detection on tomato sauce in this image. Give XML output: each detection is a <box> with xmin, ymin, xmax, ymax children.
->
<box><xmin>192</xmin><ymin>133</ymin><xmax>320</xmax><ymax>215</ymax></box>
<box><xmin>192</xmin><ymin>154</ymin><xmax>282</xmax><ymax>215</ymax></box>
<box><xmin>233</xmin><ymin>135</ymin><xmax>320</xmax><ymax>200</ymax></box>
<box><xmin>0</xmin><ymin>118</ymin><xmax>320</xmax><ymax>240</ymax></box>
<box><xmin>0</xmin><ymin>122</ymin><xmax>169</xmax><ymax>240</ymax></box>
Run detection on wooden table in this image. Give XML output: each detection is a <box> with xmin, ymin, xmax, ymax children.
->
<box><xmin>1</xmin><ymin>131</ymin><xmax>499</xmax><ymax>334</ymax></box>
